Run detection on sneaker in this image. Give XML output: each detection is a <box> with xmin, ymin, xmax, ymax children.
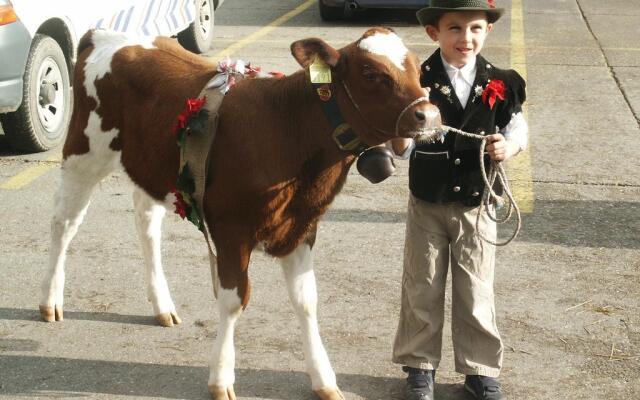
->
<box><xmin>402</xmin><ymin>366</ymin><xmax>435</xmax><ymax>400</ymax></box>
<box><xmin>464</xmin><ymin>375</ymin><xmax>505</xmax><ymax>400</ymax></box>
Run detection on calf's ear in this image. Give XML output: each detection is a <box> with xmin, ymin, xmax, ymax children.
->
<box><xmin>291</xmin><ymin>38</ymin><xmax>340</xmax><ymax>68</ymax></box>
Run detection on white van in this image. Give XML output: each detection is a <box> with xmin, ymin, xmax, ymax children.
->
<box><xmin>0</xmin><ymin>0</ymin><xmax>224</xmax><ymax>152</ymax></box>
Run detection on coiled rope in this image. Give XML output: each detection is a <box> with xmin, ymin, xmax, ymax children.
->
<box><xmin>416</xmin><ymin>126</ymin><xmax>522</xmax><ymax>246</ymax></box>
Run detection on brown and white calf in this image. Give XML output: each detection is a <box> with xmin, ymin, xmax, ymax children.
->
<box><xmin>40</xmin><ymin>28</ymin><xmax>440</xmax><ymax>399</ymax></box>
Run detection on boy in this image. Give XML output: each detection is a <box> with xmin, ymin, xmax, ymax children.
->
<box><xmin>389</xmin><ymin>1</ymin><xmax>528</xmax><ymax>400</ymax></box>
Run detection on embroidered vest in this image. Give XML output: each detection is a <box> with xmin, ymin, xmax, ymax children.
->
<box><xmin>409</xmin><ymin>50</ymin><xmax>526</xmax><ymax>206</ymax></box>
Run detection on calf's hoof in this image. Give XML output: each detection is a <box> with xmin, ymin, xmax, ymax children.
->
<box><xmin>39</xmin><ymin>305</ymin><xmax>63</xmax><ymax>322</ymax></box>
<box><xmin>155</xmin><ymin>311</ymin><xmax>182</xmax><ymax>327</ymax></box>
<box><xmin>314</xmin><ymin>387</ymin><xmax>345</xmax><ymax>400</ymax></box>
<box><xmin>208</xmin><ymin>384</ymin><xmax>236</xmax><ymax>400</ymax></box>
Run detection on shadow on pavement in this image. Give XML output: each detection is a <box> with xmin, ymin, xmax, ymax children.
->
<box><xmin>325</xmin><ymin>198</ymin><xmax>640</xmax><ymax>250</ymax></box>
<box><xmin>0</xmin><ymin>354</ymin><xmax>467</xmax><ymax>400</ymax></box>
<box><xmin>518</xmin><ymin>199</ymin><xmax>640</xmax><ymax>250</ymax></box>
<box><xmin>0</xmin><ymin>134</ymin><xmax>19</xmax><ymax>157</ymax></box>
<box><xmin>0</xmin><ymin>307</ymin><xmax>157</xmax><ymax>326</ymax></box>
<box><xmin>324</xmin><ymin>208</ymin><xmax>405</xmax><ymax>224</ymax></box>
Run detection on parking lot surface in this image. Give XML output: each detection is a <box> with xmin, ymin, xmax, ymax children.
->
<box><xmin>1</xmin><ymin>1</ymin><xmax>639</xmax><ymax>399</ymax></box>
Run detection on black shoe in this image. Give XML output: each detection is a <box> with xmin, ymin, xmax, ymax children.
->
<box><xmin>402</xmin><ymin>366</ymin><xmax>435</xmax><ymax>400</ymax></box>
<box><xmin>464</xmin><ymin>375</ymin><xmax>505</xmax><ymax>400</ymax></box>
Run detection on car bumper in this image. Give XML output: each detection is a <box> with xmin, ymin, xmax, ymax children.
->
<box><xmin>322</xmin><ymin>0</ymin><xmax>428</xmax><ymax>8</ymax></box>
<box><xmin>0</xmin><ymin>20</ymin><xmax>31</xmax><ymax>113</ymax></box>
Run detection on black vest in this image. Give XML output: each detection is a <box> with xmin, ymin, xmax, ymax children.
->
<box><xmin>409</xmin><ymin>50</ymin><xmax>526</xmax><ymax>206</ymax></box>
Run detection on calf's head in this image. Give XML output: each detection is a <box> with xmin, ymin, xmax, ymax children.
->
<box><xmin>291</xmin><ymin>27</ymin><xmax>441</xmax><ymax>147</ymax></box>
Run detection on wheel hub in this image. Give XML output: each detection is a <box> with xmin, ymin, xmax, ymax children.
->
<box><xmin>199</xmin><ymin>0</ymin><xmax>212</xmax><ymax>38</ymax></box>
<box><xmin>36</xmin><ymin>57</ymin><xmax>65</xmax><ymax>133</ymax></box>
<box><xmin>39</xmin><ymin>81</ymin><xmax>56</xmax><ymax>106</ymax></box>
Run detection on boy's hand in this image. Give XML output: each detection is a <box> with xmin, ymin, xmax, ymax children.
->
<box><xmin>485</xmin><ymin>134</ymin><xmax>520</xmax><ymax>161</ymax></box>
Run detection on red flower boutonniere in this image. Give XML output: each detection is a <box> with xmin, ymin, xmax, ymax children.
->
<box><xmin>481</xmin><ymin>79</ymin><xmax>506</xmax><ymax>110</ymax></box>
<box><xmin>487</xmin><ymin>0</ymin><xmax>496</xmax><ymax>8</ymax></box>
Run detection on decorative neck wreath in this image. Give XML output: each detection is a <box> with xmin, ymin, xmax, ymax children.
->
<box><xmin>168</xmin><ymin>58</ymin><xmax>285</xmax><ymax>229</ymax></box>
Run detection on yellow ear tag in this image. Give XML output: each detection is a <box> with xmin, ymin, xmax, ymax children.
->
<box><xmin>310</xmin><ymin>57</ymin><xmax>332</xmax><ymax>84</ymax></box>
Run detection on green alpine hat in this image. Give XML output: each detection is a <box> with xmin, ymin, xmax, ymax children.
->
<box><xmin>416</xmin><ymin>0</ymin><xmax>504</xmax><ymax>26</ymax></box>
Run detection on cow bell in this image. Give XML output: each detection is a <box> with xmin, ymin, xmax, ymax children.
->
<box><xmin>356</xmin><ymin>146</ymin><xmax>396</xmax><ymax>184</ymax></box>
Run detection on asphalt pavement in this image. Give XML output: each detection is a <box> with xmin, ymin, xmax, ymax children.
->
<box><xmin>1</xmin><ymin>1</ymin><xmax>639</xmax><ymax>399</ymax></box>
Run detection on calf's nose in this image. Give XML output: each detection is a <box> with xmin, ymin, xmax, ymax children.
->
<box><xmin>415</xmin><ymin>105</ymin><xmax>440</xmax><ymax>128</ymax></box>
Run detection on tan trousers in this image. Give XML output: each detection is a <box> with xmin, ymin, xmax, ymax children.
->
<box><xmin>392</xmin><ymin>194</ymin><xmax>503</xmax><ymax>377</ymax></box>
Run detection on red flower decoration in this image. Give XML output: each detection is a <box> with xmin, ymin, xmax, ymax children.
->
<box><xmin>173</xmin><ymin>97</ymin><xmax>206</xmax><ymax>136</ymax></box>
<box><xmin>186</xmin><ymin>97</ymin><xmax>206</xmax><ymax>115</ymax></box>
<box><xmin>481</xmin><ymin>79</ymin><xmax>506</xmax><ymax>110</ymax></box>
<box><xmin>174</xmin><ymin>113</ymin><xmax>187</xmax><ymax>133</ymax></box>
<box><xmin>245</xmin><ymin>63</ymin><xmax>262</xmax><ymax>78</ymax></box>
<box><xmin>487</xmin><ymin>0</ymin><xmax>496</xmax><ymax>8</ymax></box>
<box><xmin>169</xmin><ymin>187</ymin><xmax>190</xmax><ymax>219</ymax></box>
<box><xmin>228</xmin><ymin>75</ymin><xmax>237</xmax><ymax>88</ymax></box>
<box><xmin>268</xmin><ymin>71</ymin><xmax>286</xmax><ymax>79</ymax></box>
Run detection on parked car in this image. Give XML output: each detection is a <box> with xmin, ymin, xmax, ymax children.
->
<box><xmin>319</xmin><ymin>0</ymin><xmax>428</xmax><ymax>21</ymax></box>
<box><xmin>0</xmin><ymin>0</ymin><xmax>224</xmax><ymax>152</ymax></box>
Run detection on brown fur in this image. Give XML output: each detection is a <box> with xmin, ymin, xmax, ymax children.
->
<box><xmin>65</xmin><ymin>27</ymin><xmax>437</xmax><ymax>309</ymax></box>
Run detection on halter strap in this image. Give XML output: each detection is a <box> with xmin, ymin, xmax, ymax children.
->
<box><xmin>341</xmin><ymin>81</ymin><xmax>431</xmax><ymax>137</ymax></box>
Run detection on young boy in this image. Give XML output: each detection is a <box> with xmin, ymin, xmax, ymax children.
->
<box><xmin>389</xmin><ymin>1</ymin><xmax>528</xmax><ymax>400</ymax></box>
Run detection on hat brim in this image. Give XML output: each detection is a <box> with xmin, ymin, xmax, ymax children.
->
<box><xmin>416</xmin><ymin>7</ymin><xmax>504</xmax><ymax>26</ymax></box>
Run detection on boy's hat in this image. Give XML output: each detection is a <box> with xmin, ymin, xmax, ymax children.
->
<box><xmin>416</xmin><ymin>0</ymin><xmax>504</xmax><ymax>26</ymax></box>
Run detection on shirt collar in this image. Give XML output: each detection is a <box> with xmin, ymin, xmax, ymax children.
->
<box><xmin>441</xmin><ymin>54</ymin><xmax>477</xmax><ymax>86</ymax></box>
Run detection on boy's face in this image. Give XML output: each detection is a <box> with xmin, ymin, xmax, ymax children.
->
<box><xmin>426</xmin><ymin>11</ymin><xmax>493</xmax><ymax>68</ymax></box>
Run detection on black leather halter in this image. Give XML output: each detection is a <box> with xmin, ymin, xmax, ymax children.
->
<box><xmin>312</xmin><ymin>80</ymin><xmax>368</xmax><ymax>156</ymax></box>
<box><xmin>309</xmin><ymin>58</ymin><xmax>432</xmax><ymax>156</ymax></box>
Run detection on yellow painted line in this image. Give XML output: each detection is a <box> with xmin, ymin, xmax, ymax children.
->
<box><xmin>211</xmin><ymin>0</ymin><xmax>316</xmax><ymax>60</ymax></box>
<box><xmin>0</xmin><ymin>156</ymin><xmax>60</xmax><ymax>190</ymax></box>
<box><xmin>508</xmin><ymin>0</ymin><xmax>534</xmax><ymax>214</ymax></box>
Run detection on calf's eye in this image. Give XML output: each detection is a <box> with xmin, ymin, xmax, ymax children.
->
<box><xmin>363</xmin><ymin>73</ymin><xmax>377</xmax><ymax>82</ymax></box>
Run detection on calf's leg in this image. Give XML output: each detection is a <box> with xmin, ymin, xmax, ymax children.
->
<box><xmin>208</xmin><ymin>234</ymin><xmax>252</xmax><ymax>400</ymax></box>
<box><xmin>208</xmin><ymin>286</ymin><xmax>242</xmax><ymax>400</ymax></box>
<box><xmin>132</xmin><ymin>188</ymin><xmax>180</xmax><ymax>327</ymax></box>
<box><xmin>280</xmin><ymin>243</ymin><xmax>344</xmax><ymax>400</ymax></box>
<box><xmin>40</xmin><ymin>166</ymin><xmax>100</xmax><ymax>321</ymax></box>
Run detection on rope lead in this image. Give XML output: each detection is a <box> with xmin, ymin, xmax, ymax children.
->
<box><xmin>419</xmin><ymin>126</ymin><xmax>522</xmax><ymax>246</ymax></box>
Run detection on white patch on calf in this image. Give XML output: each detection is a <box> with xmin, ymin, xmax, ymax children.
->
<box><xmin>84</xmin><ymin>30</ymin><xmax>156</xmax><ymax>101</ymax></box>
<box><xmin>63</xmin><ymin>111</ymin><xmax>122</xmax><ymax>178</ymax></box>
<box><xmin>76</xmin><ymin>31</ymin><xmax>157</xmax><ymax>179</ymax></box>
<box><xmin>358</xmin><ymin>32</ymin><xmax>409</xmax><ymax>71</ymax></box>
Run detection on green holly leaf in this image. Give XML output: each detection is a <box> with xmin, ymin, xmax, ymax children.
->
<box><xmin>176</xmin><ymin>164</ymin><xmax>196</xmax><ymax>194</ymax></box>
<box><xmin>176</xmin><ymin>129</ymin><xmax>187</xmax><ymax>147</ymax></box>
<box><xmin>187</xmin><ymin>205</ymin><xmax>203</xmax><ymax>230</ymax></box>
<box><xmin>187</xmin><ymin>110</ymin><xmax>210</xmax><ymax>134</ymax></box>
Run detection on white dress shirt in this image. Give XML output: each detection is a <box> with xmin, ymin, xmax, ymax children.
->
<box><xmin>442</xmin><ymin>55</ymin><xmax>477</xmax><ymax>108</ymax></box>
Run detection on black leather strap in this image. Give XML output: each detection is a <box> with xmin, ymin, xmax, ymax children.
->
<box><xmin>313</xmin><ymin>82</ymin><xmax>367</xmax><ymax>155</ymax></box>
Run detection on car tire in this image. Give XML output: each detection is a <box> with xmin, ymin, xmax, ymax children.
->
<box><xmin>0</xmin><ymin>34</ymin><xmax>71</xmax><ymax>152</ymax></box>
<box><xmin>319</xmin><ymin>0</ymin><xmax>343</xmax><ymax>21</ymax></box>
<box><xmin>178</xmin><ymin>0</ymin><xmax>215</xmax><ymax>53</ymax></box>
